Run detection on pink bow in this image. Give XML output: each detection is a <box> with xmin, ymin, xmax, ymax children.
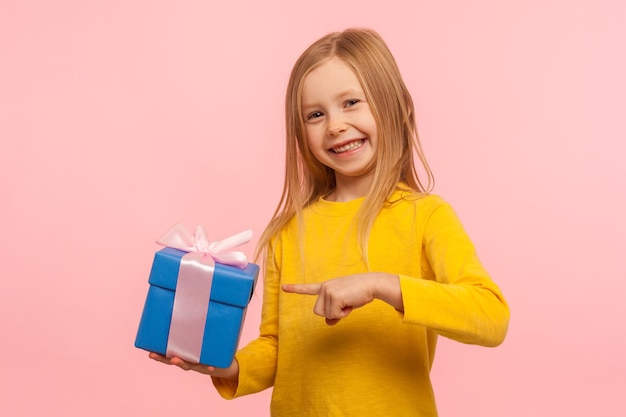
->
<box><xmin>157</xmin><ymin>223</ymin><xmax>252</xmax><ymax>268</ymax></box>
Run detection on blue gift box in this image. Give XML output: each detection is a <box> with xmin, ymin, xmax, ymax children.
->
<box><xmin>135</xmin><ymin>247</ymin><xmax>259</xmax><ymax>367</ymax></box>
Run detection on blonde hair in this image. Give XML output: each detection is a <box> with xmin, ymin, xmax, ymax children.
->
<box><xmin>255</xmin><ymin>28</ymin><xmax>434</xmax><ymax>263</ymax></box>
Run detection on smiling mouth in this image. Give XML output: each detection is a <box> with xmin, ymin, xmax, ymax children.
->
<box><xmin>331</xmin><ymin>139</ymin><xmax>365</xmax><ymax>153</ymax></box>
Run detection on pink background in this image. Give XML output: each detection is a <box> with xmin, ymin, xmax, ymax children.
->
<box><xmin>2</xmin><ymin>0</ymin><xmax>624</xmax><ymax>415</ymax></box>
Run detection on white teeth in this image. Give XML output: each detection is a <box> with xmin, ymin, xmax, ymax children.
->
<box><xmin>332</xmin><ymin>139</ymin><xmax>364</xmax><ymax>153</ymax></box>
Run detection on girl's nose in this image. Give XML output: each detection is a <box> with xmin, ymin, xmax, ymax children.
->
<box><xmin>327</xmin><ymin>116</ymin><xmax>347</xmax><ymax>136</ymax></box>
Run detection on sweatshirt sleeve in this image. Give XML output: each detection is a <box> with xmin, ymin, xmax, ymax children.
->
<box><xmin>399</xmin><ymin>200</ymin><xmax>510</xmax><ymax>347</ymax></box>
<box><xmin>212</xmin><ymin>237</ymin><xmax>281</xmax><ymax>398</ymax></box>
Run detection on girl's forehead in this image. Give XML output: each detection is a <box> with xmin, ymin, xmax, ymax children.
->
<box><xmin>305</xmin><ymin>57</ymin><xmax>353</xmax><ymax>81</ymax></box>
<box><xmin>301</xmin><ymin>58</ymin><xmax>363</xmax><ymax>101</ymax></box>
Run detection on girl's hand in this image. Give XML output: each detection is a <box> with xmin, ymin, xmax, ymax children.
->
<box><xmin>148</xmin><ymin>352</ymin><xmax>239</xmax><ymax>381</ymax></box>
<box><xmin>282</xmin><ymin>272</ymin><xmax>403</xmax><ymax>325</ymax></box>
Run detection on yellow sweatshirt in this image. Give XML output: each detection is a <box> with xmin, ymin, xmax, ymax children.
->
<box><xmin>213</xmin><ymin>190</ymin><xmax>509</xmax><ymax>416</ymax></box>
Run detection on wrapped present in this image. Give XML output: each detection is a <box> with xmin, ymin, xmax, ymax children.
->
<box><xmin>135</xmin><ymin>224</ymin><xmax>259</xmax><ymax>368</ymax></box>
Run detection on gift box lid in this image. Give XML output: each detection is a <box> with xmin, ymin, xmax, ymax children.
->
<box><xmin>149</xmin><ymin>247</ymin><xmax>259</xmax><ymax>308</ymax></box>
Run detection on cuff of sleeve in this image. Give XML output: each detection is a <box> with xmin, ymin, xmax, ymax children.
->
<box><xmin>398</xmin><ymin>274</ymin><xmax>432</xmax><ymax>325</ymax></box>
<box><xmin>211</xmin><ymin>354</ymin><xmax>243</xmax><ymax>399</ymax></box>
<box><xmin>213</xmin><ymin>347</ymin><xmax>277</xmax><ymax>398</ymax></box>
<box><xmin>212</xmin><ymin>376</ymin><xmax>238</xmax><ymax>400</ymax></box>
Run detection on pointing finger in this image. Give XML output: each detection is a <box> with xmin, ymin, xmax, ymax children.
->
<box><xmin>282</xmin><ymin>283</ymin><xmax>321</xmax><ymax>295</ymax></box>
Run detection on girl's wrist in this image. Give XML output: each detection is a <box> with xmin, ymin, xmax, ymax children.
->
<box><xmin>373</xmin><ymin>273</ymin><xmax>404</xmax><ymax>311</ymax></box>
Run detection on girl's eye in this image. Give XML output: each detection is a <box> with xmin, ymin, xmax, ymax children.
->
<box><xmin>345</xmin><ymin>99</ymin><xmax>360</xmax><ymax>108</ymax></box>
<box><xmin>306</xmin><ymin>111</ymin><xmax>323</xmax><ymax>120</ymax></box>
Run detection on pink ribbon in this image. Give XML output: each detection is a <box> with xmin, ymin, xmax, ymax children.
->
<box><xmin>156</xmin><ymin>224</ymin><xmax>252</xmax><ymax>363</ymax></box>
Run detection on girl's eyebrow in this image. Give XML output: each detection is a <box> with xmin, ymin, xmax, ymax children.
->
<box><xmin>301</xmin><ymin>89</ymin><xmax>364</xmax><ymax>109</ymax></box>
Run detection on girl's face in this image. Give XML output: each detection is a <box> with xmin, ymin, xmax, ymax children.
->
<box><xmin>301</xmin><ymin>57</ymin><xmax>378</xmax><ymax>193</ymax></box>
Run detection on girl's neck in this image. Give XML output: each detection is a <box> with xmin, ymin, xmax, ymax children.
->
<box><xmin>326</xmin><ymin>172</ymin><xmax>374</xmax><ymax>202</ymax></box>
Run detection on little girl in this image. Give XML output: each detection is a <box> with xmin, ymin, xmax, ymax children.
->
<box><xmin>150</xmin><ymin>28</ymin><xmax>510</xmax><ymax>416</ymax></box>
